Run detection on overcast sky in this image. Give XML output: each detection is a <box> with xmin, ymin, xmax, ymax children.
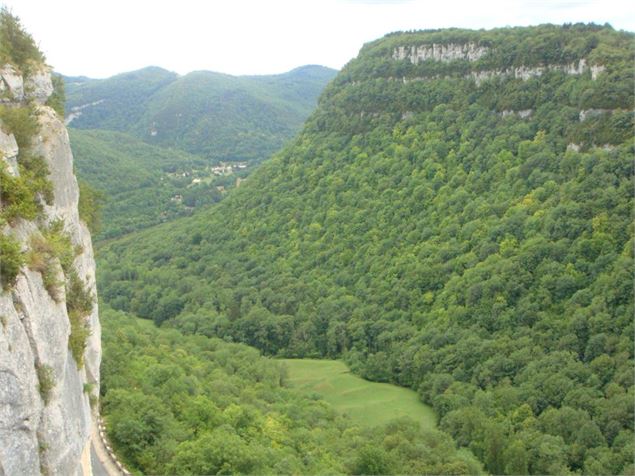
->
<box><xmin>3</xmin><ymin>0</ymin><xmax>633</xmax><ymax>78</ymax></box>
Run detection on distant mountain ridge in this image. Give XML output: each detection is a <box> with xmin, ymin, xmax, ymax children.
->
<box><xmin>64</xmin><ymin>65</ymin><xmax>337</xmax><ymax>163</ymax></box>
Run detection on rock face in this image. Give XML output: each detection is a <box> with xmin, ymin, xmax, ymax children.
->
<box><xmin>392</xmin><ymin>43</ymin><xmax>488</xmax><ymax>63</ymax></box>
<box><xmin>0</xmin><ymin>66</ymin><xmax>100</xmax><ymax>475</ymax></box>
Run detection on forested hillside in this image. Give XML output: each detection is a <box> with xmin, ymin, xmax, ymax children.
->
<box><xmin>67</xmin><ymin>65</ymin><xmax>336</xmax><ymax>240</ymax></box>
<box><xmin>69</xmin><ymin>129</ymin><xmax>225</xmax><ymax>239</ymax></box>
<box><xmin>99</xmin><ymin>25</ymin><xmax>634</xmax><ymax>474</ymax></box>
<box><xmin>65</xmin><ymin>65</ymin><xmax>337</xmax><ymax>163</ymax></box>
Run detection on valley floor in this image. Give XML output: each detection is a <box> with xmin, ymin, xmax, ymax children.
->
<box><xmin>281</xmin><ymin>359</ymin><xmax>436</xmax><ymax>429</ymax></box>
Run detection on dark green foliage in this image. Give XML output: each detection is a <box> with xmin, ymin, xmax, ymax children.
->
<box><xmin>67</xmin><ymin>66</ymin><xmax>336</xmax><ymax>240</ymax></box>
<box><xmin>70</xmin><ymin>129</ymin><xmax>223</xmax><ymax>239</ymax></box>
<box><xmin>0</xmin><ymin>7</ymin><xmax>44</xmax><ymax>72</ymax></box>
<box><xmin>0</xmin><ymin>163</ymin><xmax>40</xmax><ymax>222</ymax></box>
<box><xmin>66</xmin><ymin>270</ymin><xmax>93</xmax><ymax>367</ymax></box>
<box><xmin>101</xmin><ymin>308</ymin><xmax>483</xmax><ymax>475</ymax></box>
<box><xmin>78</xmin><ymin>180</ymin><xmax>103</xmax><ymax>234</ymax></box>
<box><xmin>0</xmin><ymin>233</ymin><xmax>23</xmax><ymax>289</ymax></box>
<box><xmin>0</xmin><ymin>105</ymin><xmax>39</xmax><ymax>150</ymax></box>
<box><xmin>99</xmin><ymin>25</ymin><xmax>634</xmax><ymax>475</ymax></box>
<box><xmin>0</xmin><ymin>105</ymin><xmax>53</xmax><ymax>219</ymax></box>
<box><xmin>65</xmin><ymin>65</ymin><xmax>337</xmax><ymax>164</ymax></box>
<box><xmin>46</xmin><ymin>74</ymin><xmax>65</xmax><ymax>117</ymax></box>
<box><xmin>64</xmin><ymin>66</ymin><xmax>180</xmax><ymax>132</ymax></box>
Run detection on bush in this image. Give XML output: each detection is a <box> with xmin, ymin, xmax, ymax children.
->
<box><xmin>0</xmin><ymin>105</ymin><xmax>39</xmax><ymax>150</ymax></box>
<box><xmin>0</xmin><ymin>167</ymin><xmax>37</xmax><ymax>222</ymax></box>
<box><xmin>46</xmin><ymin>74</ymin><xmax>65</xmax><ymax>117</ymax></box>
<box><xmin>0</xmin><ymin>233</ymin><xmax>23</xmax><ymax>289</ymax></box>
<box><xmin>27</xmin><ymin>222</ymin><xmax>76</xmax><ymax>300</ymax></box>
<box><xmin>36</xmin><ymin>364</ymin><xmax>54</xmax><ymax>404</ymax></box>
<box><xmin>44</xmin><ymin>221</ymin><xmax>75</xmax><ymax>273</ymax></box>
<box><xmin>27</xmin><ymin>233</ymin><xmax>63</xmax><ymax>300</ymax></box>
<box><xmin>66</xmin><ymin>270</ymin><xmax>93</xmax><ymax>367</ymax></box>
<box><xmin>0</xmin><ymin>105</ymin><xmax>53</xmax><ymax>220</ymax></box>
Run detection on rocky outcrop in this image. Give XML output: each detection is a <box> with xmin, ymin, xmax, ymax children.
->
<box><xmin>64</xmin><ymin>99</ymin><xmax>106</xmax><ymax>126</ymax></box>
<box><xmin>392</xmin><ymin>43</ymin><xmax>488</xmax><ymax>63</ymax></box>
<box><xmin>389</xmin><ymin>45</ymin><xmax>605</xmax><ymax>84</ymax></box>
<box><xmin>467</xmin><ymin>59</ymin><xmax>605</xmax><ymax>84</ymax></box>
<box><xmin>0</xmin><ymin>66</ymin><xmax>100</xmax><ymax>475</ymax></box>
<box><xmin>0</xmin><ymin>64</ymin><xmax>53</xmax><ymax>104</ymax></box>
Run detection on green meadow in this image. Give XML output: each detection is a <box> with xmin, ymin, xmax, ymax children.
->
<box><xmin>281</xmin><ymin>359</ymin><xmax>436</xmax><ymax>429</ymax></box>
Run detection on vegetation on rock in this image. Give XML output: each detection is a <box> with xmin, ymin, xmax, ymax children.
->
<box><xmin>0</xmin><ymin>7</ymin><xmax>44</xmax><ymax>72</ymax></box>
<box><xmin>0</xmin><ymin>105</ymin><xmax>53</xmax><ymax>222</ymax></box>
<box><xmin>0</xmin><ymin>233</ymin><xmax>23</xmax><ymax>289</ymax></box>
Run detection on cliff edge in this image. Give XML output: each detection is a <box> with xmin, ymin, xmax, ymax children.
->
<box><xmin>0</xmin><ymin>59</ymin><xmax>101</xmax><ymax>475</ymax></box>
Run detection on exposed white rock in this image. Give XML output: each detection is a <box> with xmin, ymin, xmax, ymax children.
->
<box><xmin>393</xmin><ymin>43</ymin><xmax>488</xmax><ymax>64</ymax></box>
<box><xmin>518</xmin><ymin>109</ymin><xmax>533</xmax><ymax>119</ymax></box>
<box><xmin>591</xmin><ymin>65</ymin><xmax>605</xmax><ymax>80</ymax></box>
<box><xmin>500</xmin><ymin>109</ymin><xmax>533</xmax><ymax>118</ymax></box>
<box><xmin>0</xmin><ymin>283</ymin><xmax>43</xmax><ymax>476</ymax></box>
<box><xmin>0</xmin><ymin>64</ymin><xmax>24</xmax><ymax>101</ymax></box>
<box><xmin>64</xmin><ymin>99</ymin><xmax>106</xmax><ymax>126</ymax></box>
<box><xmin>469</xmin><ymin>60</ymin><xmax>602</xmax><ymax>85</ymax></box>
<box><xmin>0</xmin><ymin>67</ymin><xmax>100</xmax><ymax>476</ymax></box>
<box><xmin>579</xmin><ymin>108</ymin><xmax>610</xmax><ymax>121</ymax></box>
<box><xmin>24</xmin><ymin>67</ymin><xmax>54</xmax><ymax>104</ymax></box>
<box><xmin>0</xmin><ymin>127</ymin><xmax>19</xmax><ymax>176</ymax></box>
<box><xmin>392</xmin><ymin>57</ymin><xmax>604</xmax><ymax>85</ymax></box>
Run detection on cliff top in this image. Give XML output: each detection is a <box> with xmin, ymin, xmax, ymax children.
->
<box><xmin>0</xmin><ymin>7</ymin><xmax>45</xmax><ymax>74</ymax></box>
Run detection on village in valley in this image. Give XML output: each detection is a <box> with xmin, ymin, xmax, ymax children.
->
<box><xmin>164</xmin><ymin>160</ymin><xmax>249</xmax><ymax>206</ymax></box>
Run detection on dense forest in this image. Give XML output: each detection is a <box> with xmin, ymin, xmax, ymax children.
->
<box><xmin>65</xmin><ymin>65</ymin><xmax>336</xmax><ymax>163</ymax></box>
<box><xmin>99</xmin><ymin>24</ymin><xmax>634</xmax><ymax>474</ymax></box>
<box><xmin>69</xmin><ymin>129</ymin><xmax>226</xmax><ymax>239</ymax></box>
<box><xmin>67</xmin><ymin>66</ymin><xmax>336</xmax><ymax>239</ymax></box>
<box><xmin>101</xmin><ymin>308</ymin><xmax>483</xmax><ymax>475</ymax></box>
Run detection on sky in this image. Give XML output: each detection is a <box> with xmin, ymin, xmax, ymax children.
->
<box><xmin>3</xmin><ymin>0</ymin><xmax>633</xmax><ymax>78</ymax></box>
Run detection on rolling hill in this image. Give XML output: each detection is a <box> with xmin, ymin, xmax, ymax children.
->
<box><xmin>65</xmin><ymin>65</ymin><xmax>337</xmax><ymax>163</ymax></box>
<box><xmin>98</xmin><ymin>24</ymin><xmax>634</xmax><ymax>474</ymax></box>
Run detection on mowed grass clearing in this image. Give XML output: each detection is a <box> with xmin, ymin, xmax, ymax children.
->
<box><xmin>281</xmin><ymin>359</ymin><xmax>436</xmax><ymax>429</ymax></box>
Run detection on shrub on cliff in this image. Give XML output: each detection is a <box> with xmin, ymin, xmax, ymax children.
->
<box><xmin>0</xmin><ymin>7</ymin><xmax>44</xmax><ymax>72</ymax></box>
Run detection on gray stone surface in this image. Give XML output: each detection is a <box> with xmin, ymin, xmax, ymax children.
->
<box><xmin>0</xmin><ymin>66</ymin><xmax>100</xmax><ymax>476</ymax></box>
<box><xmin>0</xmin><ymin>127</ymin><xmax>19</xmax><ymax>176</ymax></box>
<box><xmin>0</xmin><ymin>64</ymin><xmax>24</xmax><ymax>101</ymax></box>
<box><xmin>24</xmin><ymin>67</ymin><xmax>54</xmax><ymax>104</ymax></box>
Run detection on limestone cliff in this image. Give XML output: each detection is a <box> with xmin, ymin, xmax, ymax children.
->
<box><xmin>0</xmin><ymin>65</ymin><xmax>101</xmax><ymax>475</ymax></box>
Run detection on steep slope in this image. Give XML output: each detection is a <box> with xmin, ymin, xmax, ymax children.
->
<box><xmin>99</xmin><ymin>24</ymin><xmax>634</xmax><ymax>474</ymax></box>
<box><xmin>69</xmin><ymin>129</ymin><xmax>223</xmax><ymax>240</ymax></box>
<box><xmin>0</xmin><ymin>11</ymin><xmax>100</xmax><ymax>475</ymax></box>
<box><xmin>65</xmin><ymin>65</ymin><xmax>337</xmax><ymax>163</ymax></box>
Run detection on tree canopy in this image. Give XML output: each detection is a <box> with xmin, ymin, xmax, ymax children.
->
<box><xmin>98</xmin><ymin>24</ymin><xmax>634</xmax><ymax>474</ymax></box>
